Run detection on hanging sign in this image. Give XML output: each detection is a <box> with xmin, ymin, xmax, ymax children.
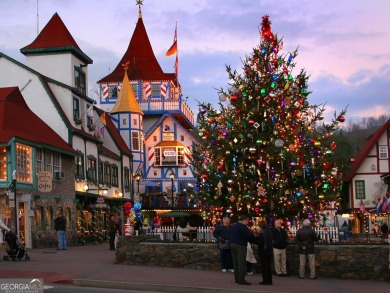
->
<box><xmin>9</xmin><ymin>199</ymin><xmax>15</xmax><ymax>208</ymax></box>
<box><xmin>38</xmin><ymin>171</ymin><xmax>53</xmax><ymax>192</ymax></box>
<box><xmin>95</xmin><ymin>195</ymin><xmax>106</xmax><ymax>208</ymax></box>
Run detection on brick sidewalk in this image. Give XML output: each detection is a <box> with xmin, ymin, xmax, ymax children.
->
<box><xmin>1</xmin><ymin>244</ymin><xmax>389</xmax><ymax>293</ymax></box>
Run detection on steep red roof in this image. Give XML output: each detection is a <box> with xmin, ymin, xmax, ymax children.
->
<box><xmin>0</xmin><ymin>87</ymin><xmax>76</xmax><ymax>155</ymax></box>
<box><xmin>20</xmin><ymin>13</ymin><xmax>92</xmax><ymax>64</ymax></box>
<box><xmin>344</xmin><ymin>119</ymin><xmax>390</xmax><ymax>181</ymax></box>
<box><xmin>98</xmin><ymin>13</ymin><xmax>174</xmax><ymax>83</ymax></box>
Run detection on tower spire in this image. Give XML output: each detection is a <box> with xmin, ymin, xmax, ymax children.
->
<box><xmin>136</xmin><ymin>0</ymin><xmax>143</xmax><ymax>18</ymax></box>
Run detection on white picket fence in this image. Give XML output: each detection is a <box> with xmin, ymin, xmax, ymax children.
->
<box><xmin>144</xmin><ymin>226</ymin><xmax>216</xmax><ymax>242</ymax></box>
<box><xmin>289</xmin><ymin>226</ymin><xmax>339</xmax><ymax>242</ymax></box>
<box><xmin>143</xmin><ymin>226</ymin><xmax>340</xmax><ymax>243</ymax></box>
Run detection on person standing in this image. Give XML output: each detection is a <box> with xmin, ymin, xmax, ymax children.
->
<box><xmin>213</xmin><ymin>217</ymin><xmax>233</xmax><ymax>273</ymax></box>
<box><xmin>230</xmin><ymin>214</ymin><xmax>255</xmax><ymax>285</ymax></box>
<box><xmin>108</xmin><ymin>214</ymin><xmax>120</xmax><ymax>250</ymax></box>
<box><xmin>296</xmin><ymin>219</ymin><xmax>319</xmax><ymax>279</ymax></box>
<box><xmin>256</xmin><ymin>220</ymin><xmax>273</xmax><ymax>285</ymax></box>
<box><xmin>54</xmin><ymin>211</ymin><xmax>67</xmax><ymax>250</ymax></box>
<box><xmin>271</xmin><ymin>219</ymin><xmax>289</xmax><ymax>276</ymax></box>
<box><xmin>114</xmin><ymin>216</ymin><xmax>123</xmax><ymax>249</ymax></box>
<box><xmin>246</xmin><ymin>242</ymin><xmax>257</xmax><ymax>275</ymax></box>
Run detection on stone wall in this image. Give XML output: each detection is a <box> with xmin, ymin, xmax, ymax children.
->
<box><xmin>116</xmin><ymin>236</ymin><xmax>390</xmax><ymax>281</ymax></box>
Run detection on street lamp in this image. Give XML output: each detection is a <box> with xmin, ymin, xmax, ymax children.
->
<box><xmin>169</xmin><ymin>172</ymin><xmax>175</xmax><ymax>208</ymax></box>
<box><xmin>7</xmin><ymin>170</ymin><xmax>17</xmax><ymax>233</ymax></box>
<box><xmin>135</xmin><ymin>173</ymin><xmax>141</xmax><ymax>194</ymax></box>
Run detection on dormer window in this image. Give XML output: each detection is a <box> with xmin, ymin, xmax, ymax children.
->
<box><xmin>74</xmin><ymin>66</ymin><xmax>86</xmax><ymax>95</ymax></box>
<box><xmin>110</xmin><ymin>86</ymin><xmax>118</xmax><ymax>98</ymax></box>
<box><xmin>151</xmin><ymin>84</ymin><xmax>160</xmax><ymax>97</ymax></box>
<box><xmin>131</xmin><ymin>84</ymin><xmax>139</xmax><ymax>98</ymax></box>
<box><xmin>379</xmin><ymin>146</ymin><xmax>388</xmax><ymax>159</ymax></box>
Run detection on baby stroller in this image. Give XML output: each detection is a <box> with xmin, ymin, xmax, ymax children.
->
<box><xmin>2</xmin><ymin>230</ymin><xmax>30</xmax><ymax>261</ymax></box>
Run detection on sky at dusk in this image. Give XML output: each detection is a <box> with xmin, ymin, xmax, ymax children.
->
<box><xmin>1</xmin><ymin>0</ymin><xmax>389</xmax><ymax>124</ymax></box>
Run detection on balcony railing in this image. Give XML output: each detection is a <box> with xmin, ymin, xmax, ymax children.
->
<box><xmin>138</xmin><ymin>99</ymin><xmax>194</xmax><ymax>126</ymax></box>
<box><xmin>140</xmin><ymin>193</ymin><xmax>198</xmax><ymax>209</ymax></box>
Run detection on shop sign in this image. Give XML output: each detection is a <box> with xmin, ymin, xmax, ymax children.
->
<box><xmin>162</xmin><ymin>132</ymin><xmax>174</xmax><ymax>141</ymax></box>
<box><xmin>38</xmin><ymin>171</ymin><xmax>52</xmax><ymax>192</ymax></box>
<box><xmin>7</xmin><ymin>190</ymin><xmax>15</xmax><ymax>200</ymax></box>
<box><xmin>95</xmin><ymin>196</ymin><xmax>106</xmax><ymax>208</ymax></box>
<box><xmin>164</xmin><ymin>149</ymin><xmax>176</xmax><ymax>156</ymax></box>
<box><xmin>9</xmin><ymin>199</ymin><xmax>15</xmax><ymax>208</ymax></box>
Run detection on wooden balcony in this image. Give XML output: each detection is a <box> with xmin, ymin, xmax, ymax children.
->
<box><xmin>139</xmin><ymin>98</ymin><xmax>194</xmax><ymax>129</ymax></box>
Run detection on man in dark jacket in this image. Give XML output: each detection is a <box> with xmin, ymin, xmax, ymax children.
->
<box><xmin>213</xmin><ymin>217</ymin><xmax>233</xmax><ymax>272</ymax></box>
<box><xmin>54</xmin><ymin>211</ymin><xmax>67</xmax><ymax>250</ymax></box>
<box><xmin>229</xmin><ymin>214</ymin><xmax>255</xmax><ymax>285</ymax></box>
<box><xmin>271</xmin><ymin>219</ymin><xmax>289</xmax><ymax>276</ymax></box>
<box><xmin>257</xmin><ymin>220</ymin><xmax>273</xmax><ymax>285</ymax></box>
<box><xmin>296</xmin><ymin>219</ymin><xmax>319</xmax><ymax>279</ymax></box>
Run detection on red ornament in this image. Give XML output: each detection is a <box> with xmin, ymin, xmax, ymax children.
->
<box><xmin>338</xmin><ymin>116</ymin><xmax>345</xmax><ymax>123</ymax></box>
<box><xmin>330</xmin><ymin>142</ymin><xmax>337</xmax><ymax>150</ymax></box>
<box><xmin>350</xmin><ymin>157</ymin><xmax>356</xmax><ymax>163</ymax></box>
<box><xmin>230</xmin><ymin>95</ymin><xmax>238</xmax><ymax>102</ymax></box>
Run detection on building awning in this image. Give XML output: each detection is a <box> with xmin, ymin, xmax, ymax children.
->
<box><xmin>154</xmin><ymin>141</ymin><xmax>185</xmax><ymax>147</ymax></box>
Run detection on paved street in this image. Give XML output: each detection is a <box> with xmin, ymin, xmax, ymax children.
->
<box><xmin>1</xmin><ymin>243</ymin><xmax>389</xmax><ymax>293</ymax></box>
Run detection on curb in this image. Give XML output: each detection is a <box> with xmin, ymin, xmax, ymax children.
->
<box><xmin>72</xmin><ymin>279</ymin><xmax>264</xmax><ymax>293</ymax></box>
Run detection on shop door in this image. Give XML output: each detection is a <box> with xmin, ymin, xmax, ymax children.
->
<box><xmin>18</xmin><ymin>202</ymin><xmax>27</xmax><ymax>245</ymax></box>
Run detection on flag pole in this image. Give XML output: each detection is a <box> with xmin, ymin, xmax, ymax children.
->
<box><xmin>175</xmin><ymin>22</ymin><xmax>179</xmax><ymax>86</ymax></box>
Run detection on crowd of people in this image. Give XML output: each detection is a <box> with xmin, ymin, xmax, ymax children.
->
<box><xmin>212</xmin><ymin>215</ymin><xmax>322</xmax><ymax>286</ymax></box>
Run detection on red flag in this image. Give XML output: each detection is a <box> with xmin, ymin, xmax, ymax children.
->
<box><xmin>166</xmin><ymin>24</ymin><xmax>177</xmax><ymax>56</ymax></box>
<box><xmin>100</xmin><ymin>112</ymin><xmax>107</xmax><ymax>126</ymax></box>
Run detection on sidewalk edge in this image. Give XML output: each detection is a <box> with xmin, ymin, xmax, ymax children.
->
<box><xmin>73</xmin><ymin>279</ymin><xmax>259</xmax><ymax>293</ymax></box>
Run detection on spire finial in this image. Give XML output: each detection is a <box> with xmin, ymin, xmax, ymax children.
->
<box><xmin>136</xmin><ymin>0</ymin><xmax>143</xmax><ymax>18</ymax></box>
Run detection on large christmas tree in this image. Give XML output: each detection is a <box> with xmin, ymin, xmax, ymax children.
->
<box><xmin>193</xmin><ymin>16</ymin><xmax>347</xmax><ymax>224</ymax></box>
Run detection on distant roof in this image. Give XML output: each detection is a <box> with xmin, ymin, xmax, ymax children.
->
<box><xmin>20</xmin><ymin>13</ymin><xmax>92</xmax><ymax>64</ymax></box>
<box><xmin>344</xmin><ymin>119</ymin><xmax>390</xmax><ymax>182</ymax></box>
<box><xmin>0</xmin><ymin>87</ymin><xmax>76</xmax><ymax>155</ymax></box>
<box><xmin>98</xmin><ymin>11</ymin><xmax>174</xmax><ymax>83</ymax></box>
